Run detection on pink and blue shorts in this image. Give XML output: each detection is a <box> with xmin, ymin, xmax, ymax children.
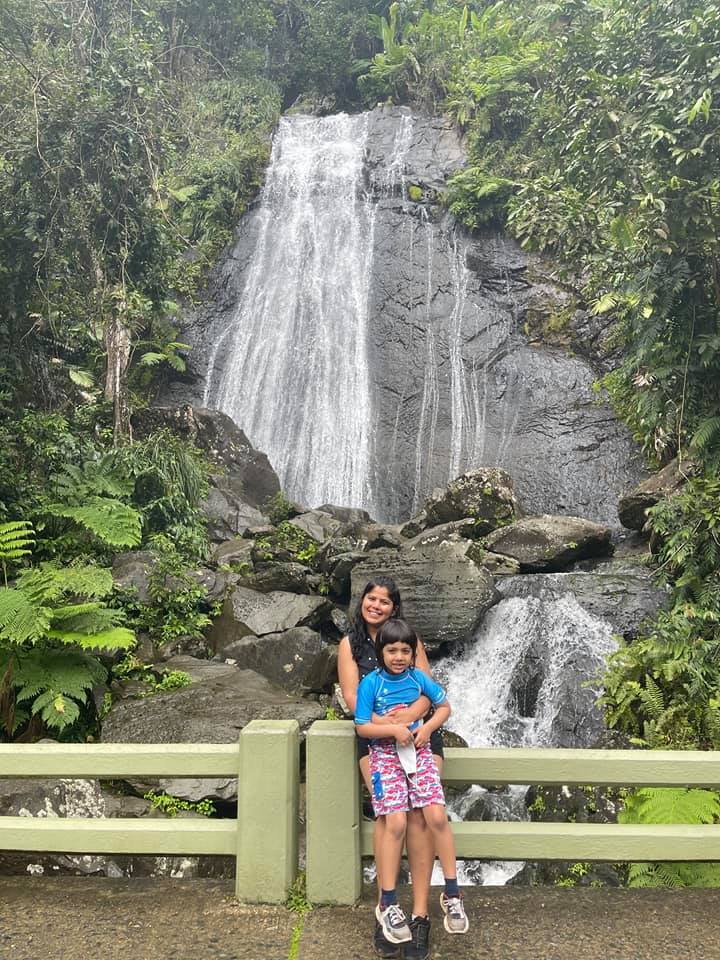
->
<box><xmin>368</xmin><ymin>738</ymin><xmax>445</xmax><ymax>817</ymax></box>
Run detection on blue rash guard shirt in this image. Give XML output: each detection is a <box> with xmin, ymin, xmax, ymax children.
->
<box><xmin>354</xmin><ymin>667</ymin><xmax>447</xmax><ymax>734</ymax></box>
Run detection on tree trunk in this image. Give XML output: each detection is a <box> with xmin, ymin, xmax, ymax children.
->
<box><xmin>104</xmin><ymin>313</ymin><xmax>132</xmax><ymax>444</ymax></box>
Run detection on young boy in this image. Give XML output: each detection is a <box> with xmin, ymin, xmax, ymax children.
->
<box><xmin>354</xmin><ymin>618</ymin><xmax>469</xmax><ymax>945</ymax></box>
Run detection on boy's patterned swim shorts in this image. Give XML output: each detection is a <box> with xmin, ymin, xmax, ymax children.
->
<box><xmin>368</xmin><ymin>738</ymin><xmax>445</xmax><ymax>817</ymax></box>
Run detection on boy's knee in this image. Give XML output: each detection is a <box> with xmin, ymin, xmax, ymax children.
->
<box><xmin>385</xmin><ymin>812</ymin><xmax>408</xmax><ymax>840</ymax></box>
<box><xmin>423</xmin><ymin>804</ymin><xmax>449</xmax><ymax>831</ymax></box>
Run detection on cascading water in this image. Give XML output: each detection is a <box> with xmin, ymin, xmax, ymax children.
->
<box><xmin>199</xmin><ymin>106</ymin><xmax>643</xmax><ymax>526</ymax></box>
<box><xmin>433</xmin><ymin>592</ymin><xmax>618</xmax><ymax>884</ymax></box>
<box><xmin>204</xmin><ymin>114</ymin><xmax>376</xmax><ymax>512</ymax></box>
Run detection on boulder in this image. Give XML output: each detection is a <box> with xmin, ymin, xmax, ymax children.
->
<box><xmin>316</xmin><ymin>504</ymin><xmax>374</xmax><ymax>525</ymax></box>
<box><xmin>101</xmin><ymin>661</ymin><xmax>325</xmax><ymax>801</ymax></box>
<box><xmin>422</xmin><ymin>469</ymin><xmax>520</xmax><ymax>534</ymax></box>
<box><xmin>303</xmin><ymin>646</ymin><xmax>339</xmax><ymax>694</ymax></box>
<box><xmin>131</xmin><ymin>405</ymin><xmax>280</xmax><ymax>508</ymax></box>
<box><xmin>202</xmin><ymin>482</ymin><xmax>269</xmax><ymax>542</ymax></box>
<box><xmin>350</xmin><ymin>538</ymin><xmax>500</xmax><ymax>649</ymax></box>
<box><xmin>483</xmin><ymin>515</ymin><xmax>612</xmax><ymax>572</ymax></box>
<box><xmin>350</xmin><ymin>523</ymin><xmax>404</xmax><ymax>550</ymax></box>
<box><xmin>212</xmin><ymin>538</ymin><xmax>255</xmax><ymax>569</ymax></box>
<box><xmin>112</xmin><ymin>551</ymin><xmax>158</xmax><ymax>603</ymax></box>
<box><xmin>215</xmin><ymin>627</ymin><xmax>324</xmax><ymax>692</ymax></box>
<box><xmin>236</xmin><ymin>562</ymin><xmax>315</xmax><ymax>595</ymax></box>
<box><xmin>618</xmin><ymin>457</ymin><xmax>698</xmax><ymax>530</ymax></box>
<box><xmin>288</xmin><ymin>510</ymin><xmax>342</xmax><ymax>543</ymax></box>
<box><xmin>205</xmin><ymin>586</ymin><xmax>331</xmax><ymax>652</ymax></box>
<box><xmin>465</xmin><ymin>544</ymin><xmax>521</xmax><ymax>576</ymax></box>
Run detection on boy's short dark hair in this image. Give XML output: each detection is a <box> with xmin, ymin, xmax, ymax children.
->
<box><xmin>375</xmin><ymin>618</ymin><xmax>418</xmax><ymax>664</ymax></box>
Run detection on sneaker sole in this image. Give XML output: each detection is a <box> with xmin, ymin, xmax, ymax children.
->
<box><xmin>375</xmin><ymin>905</ymin><xmax>412</xmax><ymax>944</ymax></box>
<box><xmin>440</xmin><ymin>894</ymin><xmax>469</xmax><ymax>935</ymax></box>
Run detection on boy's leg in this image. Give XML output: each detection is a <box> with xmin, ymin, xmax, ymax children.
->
<box><xmin>405</xmin><ymin>754</ymin><xmax>442</xmax><ymax>918</ymax></box>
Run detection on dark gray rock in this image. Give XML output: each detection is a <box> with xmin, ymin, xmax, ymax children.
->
<box><xmin>316</xmin><ymin>504</ymin><xmax>374</xmax><ymax>525</ymax></box>
<box><xmin>216</xmin><ymin>627</ymin><xmax>324</xmax><ymax>691</ymax></box>
<box><xmin>350</xmin><ymin>538</ymin><xmax>500</xmax><ymax>649</ymax></box>
<box><xmin>203</xmin><ymin>483</ymin><xmax>269</xmax><ymax>542</ymax></box>
<box><xmin>101</xmin><ymin>662</ymin><xmax>324</xmax><ymax>801</ymax></box>
<box><xmin>212</xmin><ymin>538</ymin><xmax>255</xmax><ymax>569</ymax></box>
<box><xmin>289</xmin><ymin>510</ymin><xmax>341</xmax><ymax>543</ymax></box>
<box><xmin>498</xmin><ymin>559</ymin><xmax>669</xmax><ymax>640</ymax></box>
<box><xmin>132</xmin><ymin>405</ymin><xmax>280</xmax><ymax>508</ymax></box>
<box><xmin>422</xmin><ymin>469</ymin><xmax>519</xmax><ymax>533</ymax></box>
<box><xmin>303</xmin><ymin>646</ymin><xmax>339</xmax><ymax>694</ymax></box>
<box><xmin>484</xmin><ymin>515</ymin><xmax>613</xmax><ymax>572</ymax></box>
<box><xmin>236</xmin><ymin>562</ymin><xmax>315</xmax><ymax>595</ymax></box>
<box><xmin>205</xmin><ymin>586</ymin><xmax>331</xmax><ymax>651</ymax></box>
<box><xmin>112</xmin><ymin>551</ymin><xmax>158</xmax><ymax>603</ymax></box>
<box><xmin>618</xmin><ymin>457</ymin><xmax>699</xmax><ymax>530</ymax></box>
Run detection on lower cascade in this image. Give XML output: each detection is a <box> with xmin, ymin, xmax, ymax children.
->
<box><xmin>434</xmin><ymin>592</ymin><xmax>618</xmax><ymax>885</ymax></box>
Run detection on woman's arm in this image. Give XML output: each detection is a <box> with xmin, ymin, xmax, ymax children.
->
<box><xmin>337</xmin><ymin>636</ymin><xmax>360</xmax><ymax>714</ymax></box>
<box><xmin>356</xmin><ymin>721</ymin><xmax>414</xmax><ymax>745</ymax></box>
<box><xmin>413</xmin><ymin>701</ymin><xmax>451</xmax><ymax>748</ymax></box>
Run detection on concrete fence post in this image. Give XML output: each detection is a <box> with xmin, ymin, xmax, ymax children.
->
<box><xmin>305</xmin><ymin>720</ymin><xmax>360</xmax><ymax>905</ymax></box>
<box><xmin>235</xmin><ymin>719</ymin><xmax>299</xmax><ymax>903</ymax></box>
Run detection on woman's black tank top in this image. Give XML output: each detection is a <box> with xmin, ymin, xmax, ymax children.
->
<box><xmin>353</xmin><ymin>635</ymin><xmax>377</xmax><ymax>678</ymax></box>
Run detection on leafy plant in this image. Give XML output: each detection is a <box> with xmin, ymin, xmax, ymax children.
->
<box><xmin>0</xmin><ymin>521</ymin><xmax>35</xmax><ymax>586</ymax></box>
<box><xmin>619</xmin><ymin>788</ymin><xmax>720</xmax><ymax>887</ymax></box>
<box><xmin>143</xmin><ymin>789</ymin><xmax>215</xmax><ymax>818</ymax></box>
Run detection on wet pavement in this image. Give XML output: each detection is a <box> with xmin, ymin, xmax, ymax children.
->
<box><xmin>2</xmin><ymin>879</ymin><xmax>720</xmax><ymax>960</ymax></box>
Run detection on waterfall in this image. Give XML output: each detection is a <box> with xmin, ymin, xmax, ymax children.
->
<box><xmin>435</xmin><ymin>593</ymin><xmax>618</xmax><ymax>885</ymax></box>
<box><xmin>204</xmin><ymin>113</ymin><xmax>376</xmax><ymax>512</ymax></box>
<box><xmin>199</xmin><ymin>106</ymin><xmax>643</xmax><ymax>526</ymax></box>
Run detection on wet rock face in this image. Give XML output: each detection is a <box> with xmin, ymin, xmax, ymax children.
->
<box><xmin>168</xmin><ymin>106</ymin><xmax>644</xmax><ymax>529</ymax></box>
<box><xmin>483</xmin><ymin>515</ymin><xmax>613</xmax><ymax>572</ymax></box>
<box><xmin>498</xmin><ymin>558</ymin><xmax>669</xmax><ymax>640</ymax></box>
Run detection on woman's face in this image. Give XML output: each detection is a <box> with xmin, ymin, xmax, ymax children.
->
<box><xmin>361</xmin><ymin>585</ymin><xmax>395</xmax><ymax>631</ymax></box>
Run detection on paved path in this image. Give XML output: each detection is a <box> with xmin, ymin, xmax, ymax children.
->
<box><xmin>2</xmin><ymin>879</ymin><xmax>720</xmax><ymax>960</ymax></box>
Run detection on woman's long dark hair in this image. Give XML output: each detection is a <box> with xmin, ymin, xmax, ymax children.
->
<box><xmin>349</xmin><ymin>576</ymin><xmax>404</xmax><ymax>662</ymax></box>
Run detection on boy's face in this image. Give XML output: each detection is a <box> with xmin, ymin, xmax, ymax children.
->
<box><xmin>382</xmin><ymin>641</ymin><xmax>414</xmax><ymax>674</ymax></box>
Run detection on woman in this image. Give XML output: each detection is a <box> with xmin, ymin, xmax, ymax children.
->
<box><xmin>338</xmin><ymin>576</ymin><xmax>443</xmax><ymax>960</ymax></box>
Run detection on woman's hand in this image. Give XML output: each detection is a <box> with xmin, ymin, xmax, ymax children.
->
<box><xmin>383</xmin><ymin>705</ymin><xmax>417</xmax><ymax>725</ymax></box>
<box><xmin>413</xmin><ymin>725</ymin><xmax>431</xmax><ymax>749</ymax></box>
<box><xmin>393</xmin><ymin>724</ymin><xmax>414</xmax><ymax>746</ymax></box>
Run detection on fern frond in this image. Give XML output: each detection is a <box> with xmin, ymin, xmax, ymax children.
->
<box><xmin>49</xmin><ymin>626</ymin><xmax>135</xmax><ymax>650</ymax></box>
<box><xmin>17</xmin><ymin>563</ymin><xmax>114</xmax><ymax>603</ymax></box>
<box><xmin>0</xmin><ymin>588</ymin><xmax>49</xmax><ymax>643</ymax></box>
<box><xmin>620</xmin><ymin>787</ymin><xmax>720</xmax><ymax>825</ymax></box>
<box><xmin>45</xmin><ymin>497</ymin><xmax>142</xmax><ymax>548</ymax></box>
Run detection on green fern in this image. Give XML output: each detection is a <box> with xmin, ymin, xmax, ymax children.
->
<box><xmin>45</xmin><ymin>496</ymin><xmax>142</xmax><ymax>548</ymax></box>
<box><xmin>0</xmin><ymin>587</ymin><xmax>50</xmax><ymax>643</ymax></box>
<box><xmin>2</xmin><ymin>647</ymin><xmax>107</xmax><ymax>733</ymax></box>
<box><xmin>0</xmin><ymin>521</ymin><xmax>35</xmax><ymax>586</ymax></box>
<box><xmin>620</xmin><ymin>787</ymin><xmax>720</xmax><ymax>888</ymax></box>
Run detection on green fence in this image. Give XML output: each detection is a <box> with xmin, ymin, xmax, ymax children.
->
<box><xmin>0</xmin><ymin>719</ymin><xmax>298</xmax><ymax>904</ymax></box>
<box><xmin>305</xmin><ymin>720</ymin><xmax>720</xmax><ymax>904</ymax></box>
<box><xmin>3</xmin><ymin>718</ymin><xmax>720</xmax><ymax>906</ymax></box>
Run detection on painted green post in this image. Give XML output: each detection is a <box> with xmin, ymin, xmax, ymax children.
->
<box><xmin>305</xmin><ymin>720</ymin><xmax>360</xmax><ymax>905</ymax></box>
<box><xmin>235</xmin><ymin>719</ymin><xmax>299</xmax><ymax>903</ymax></box>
